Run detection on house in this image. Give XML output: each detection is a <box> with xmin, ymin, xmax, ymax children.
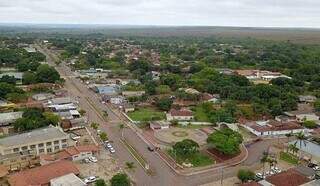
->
<box><xmin>151</xmin><ymin>71</ymin><xmax>161</xmax><ymax>80</ymax></box>
<box><xmin>122</xmin><ymin>91</ymin><xmax>145</xmax><ymax>97</ymax></box>
<box><xmin>166</xmin><ymin>108</ymin><xmax>194</xmax><ymax>121</ymax></box>
<box><xmin>23</xmin><ymin>46</ymin><xmax>36</xmax><ymax>53</ymax></box>
<box><xmin>0</xmin><ymin>126</ymin><xmax>75</xmax><ymax>156</ymax></box>
<box><xmin>8</xmin><ymin>160</ymin><xmax>80</xmax><ymax>186</ymax></box>
<box><xmin>299</xmin><ymin>95</ymin><xmax>317</xmax><ymax>104</ymax></box>
<box><xmin>0</xmin><ymin>150</ymin><xmax>39</xmax><ymax>172</ymax></box>
<box><xmin>50</xmin><ymin>173</ymin><xmax>86</xmax><ymax>186</ymax></box>
<box><xmin>0</xmin><ymin>111</ymin><xmax>23</xmax><ymax>135</ymax></box>
<box><xmin>32</xmin><ymin>93</ymin><xmax>55</xmax><ymax>101</ymax></box>
<box><xmin>202</xmin><ymin>93</ymin><xmax>220</xmax><ymax>103</ymax></box>
<box><xmin>296</xmin><ymin>113</ymin><xmax>319</xmax><ymax>123</ymax></box>
<box><xmin>48</xmin><ymin>97</ymin><xmax>75</xmax><ymax>105</ymax></box>
<box><xmin>123</xmin><ymin>104</ymin><xmax>135</xmax><ymax>113</ymax></box>
<box><xmin>48</xmin><ymin>103</ymin><xmax>78</xmax><ymax>112</ymax></box>
<box><xmin>293</xmin><ymin>166</ymin><xmax>316</xmax><ymax>180</ymax></box>
<box><xmin>0</xmin><ymin>111</ymin><xmax>23</xmax><ymax>126</ymax></box>
<box><xmin>241</xmin><ymin>120</ymin><xmax>307</xmax><ymax>136</ymax></box>
<box><xmin>181</xmin><ymin>88</ymin><xmax>201</xmax><ymax>95</ymax></box>
<box><xmin>150</xmin><ymin>121</ymin><xmax>171</xmax><ymax>131</ymax></box>
<box><xmin>264</xmin><ymin>168</ymin><xmax>310</xmax><ymax>186</ymax></box>
<box><xmin>40</xmin><ymin>145</ymin><xmax>99</xmax><ymax>164</ymax></box>
<box><xmin>93</xmin><ymin>84</ymin><xmax>119</xmax><ymax>95</ymax></box>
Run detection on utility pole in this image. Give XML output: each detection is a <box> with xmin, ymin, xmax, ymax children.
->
<box><xmin>220</xmin><ymin>167</ymin><xmax>224</xmax><ymax>186</ymax></box>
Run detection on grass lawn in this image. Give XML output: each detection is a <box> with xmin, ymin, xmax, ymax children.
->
<box><xmin>128</xmin><ymin>107</ymin><xmax>165</xmax><ymax>121</ymax></box>
<box><xmin>193</xmin><ymin>105</ymin><xmax>210</xmax><ymax>122</ymax></box>
<box><xmin>280</xmin><ymin>151</ymin><xmax>299</xmax><ymax>165</ymax></box>
<box><xmin>168</xmin><ymin>150</ymin><xmax>215</xmax><ymax>167</ymax></box>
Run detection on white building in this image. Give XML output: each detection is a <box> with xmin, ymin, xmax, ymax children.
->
<box><xmin>242</xmin><ymin>120</ymin><xmax>309</xmax><ymax>137</ymax></box>
<box><xmin>166</xmin><ymin>108</ymin><xmax>194</xmax><ymax>121</ymax></box>
<box><xmin>0</xmin><ymin>126</ymin><xmax>75</xmax><ymax>156</ymax></box>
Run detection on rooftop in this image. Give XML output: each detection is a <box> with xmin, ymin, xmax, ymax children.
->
<box><xmin>48</xmin><ymin>97</ymin><xmax>74</xmax><ymax>105</ymax></box>
<box><xmin>244</xmin><ymin>120</ymin><xmax>303</xmax><ymax>133</ymax></box>
<box><xmin>169</xmin><ymin>108</ymin><xmax>193</xmax><ymax>117</ymax></box>
<box><xmin>289</xmin><ymin>140</ymin><xmax>320</xmax><ymax>157</ymax></box>
<box><xmin>8</xmin><ymin>160</ymin><xmax>80</xmax><ymax>186</ymax></box>
<box><xmin>50</xmin><ymin>173</ymin><xmax>86</xmax><ymax>186</ymax></box>
<box><xmin>0</xmin><ymin>126</ymin><xmax>68</xmax><ymax>148</ymax></box>
<box><xmin>0</xmin><ymin>72</ymin><xmax>23</xmax><ymax>79</ymax></box>
<box><xmin>265</xmin><ymin>168</ymin><xmax>310</xmax><ymax>186</ymax></box>
<box><xmin>0</xmin><ymin>111</ymin><xmax>23</xmax><ymax>125</ymax></box>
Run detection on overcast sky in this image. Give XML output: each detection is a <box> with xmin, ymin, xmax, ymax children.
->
<box><xmin>1</xmin><ymin>0</ymin><xmax>320</xmax><ymax>28</ymax></box>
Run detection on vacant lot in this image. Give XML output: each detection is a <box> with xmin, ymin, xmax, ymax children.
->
<box><xmin>128</xmin><ymin>107</ymin><xmax>165</xmax><ymax>121</ymax></box>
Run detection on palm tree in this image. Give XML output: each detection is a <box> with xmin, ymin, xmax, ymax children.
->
<box><xmin>260</xmin><ymin>151</ymin><xmax>269</xmax><ymax>177</ymax></box>
<box><xmin>125</xmin><ymin>161</ymin><xmax>136</xmax><ymax>172</ymax></box>
<box><xmin>295</xmin><ymin>132</ymin><xmax>307</xmax><ymax>159</ymax></box>
<box><xmin>285</xmin><ymin>132</ymin><xmax>293</xmax><ymax>152</ymax></box>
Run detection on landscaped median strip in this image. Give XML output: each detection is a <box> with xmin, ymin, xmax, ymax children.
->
<box><xmin>120</xmin><ymin>138</ymin><xmax>154</xmax><ymax>175</ymax></box>
<box><xmin>85</xmin><ymin>97</ymin><xmax>107</xmax><ymax>121</ymax></box>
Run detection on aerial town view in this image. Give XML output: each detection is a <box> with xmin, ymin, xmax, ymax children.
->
<box><xmin>0</xmin><ymin>1</ymin><xmax>320</xmax><ymax>186</ymax></box>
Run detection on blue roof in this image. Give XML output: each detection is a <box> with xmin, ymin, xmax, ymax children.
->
<box><xmin>290</xmin><ymin>140</ymin><xmax>320</xmax><ymax>157</ymax></box>
<box><xmin>96</xmin><ymin>85</ymin><xmax>118</xmax><ymax>95</ymax></box>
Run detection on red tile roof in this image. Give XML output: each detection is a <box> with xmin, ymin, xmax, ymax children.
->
<box><xmin>8</xmin><ymin>160</ymin><xmax>80</xmax><ymax>186</ymax></box>
<box><xmin>169</xmin><ymin>108</ymin><xmax>193</xmax><ymax>116</ymax></box>
<box><xmin>266</xmin><ymin>168</ymin><xmax>310</xmax><ymax>186</ymax></box>
<box><xmin>239</xmin><ymin>182</ymin><xmax>262</xmax><ymax>186</ymax></box>
<box><xmin>244</xmin><ymin>120</ymin><xmax>303</xmax><ymax>133</ymax></box>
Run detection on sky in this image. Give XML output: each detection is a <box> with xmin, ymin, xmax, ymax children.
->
<box><xmin>1</xmin><ymin>0</ymin><xmax>320</xmax><ymax>28</ymax></box>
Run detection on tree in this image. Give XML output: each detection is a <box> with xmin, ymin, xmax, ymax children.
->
<box><xmin>79</xmin><ymin>109</ymin><xmax>86</xmax><ymax>116</ymax></box>
<box><xmin>43</xmin><ymin>112</ymin><xmax>60</xmax><ymax>125</ymax></box>
<box><xmin>91</xmin><ymin>122</ymin><xmax>99</xmax><ymax>130</ymax></box>
<box><xmin>35</xmin><ymin>64</ymin><xmax>60</xmax><ymax>83</ymax></box>
<box><xmin>172</xmin><ymin>139</ymin><xmax>199</xmax><ymax>158</ymax></box>
<box><xmin>0</xmin><ymin>75</ymin><xmax>16</xmax><ymax>84</ymax></box>
<box><xmin>207</xmin><ymin>128</ymin><xmax>243</xmax><ymax>155</ymax></box>
<box><xmin>285</xmin><ymin>133</ymin><xmax>293</xmax><ymax>152</ymax></box>
<box><xmin>99</xmin><ymin>132</ymin><xmax>108</xmax><ymax>141</ymax></box>
<box><xmin>0</xmin><ymin>82</ymin><xmax>24</xmax><ymax>98</ymax></box>
<box><xmin>95</xmin><ymin>179</ymin><xmax>107</xmax><ymax>186</ymax></box>
<box><xmin>22</xmin><ymin>72</ymin><xmax>37</xmax><ymax>85</ymax></box>
<box><xmin>303</xmin><ymin>120</ymin><xmax>317</xmax><ymax>129</ymax></box>
<box><xmin>315</xmin><ymin>99</ymin><xmax>320</xmax><ymax>112</ymax></box>
<box><xmin>237</xmin><ymin>169</ymin><xmax>255</xmax><ymax>183</ymax></box>
<box><xmin>125</xmin><ymin>162</ymin><xmax>136</xmax><ymax>172</ymax></box>
<box><xmin>156</xmin><ymin>97</ymin><xmax>173</xmax><ymax>111</ymax></box>
<box><xmin>295</xmin><ymin>132</ymin><xmax>307</xmax><ymax>158</ymax></box>
<box><xmin>110</xmin><ymin>173</ymin><xmax>130</xmax><ymax>186</ymax></box>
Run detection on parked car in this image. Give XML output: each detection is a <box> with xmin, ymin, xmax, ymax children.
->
<box><xmin>147</xmin><ymin>146</ymin><xmax>155</xmax><ymax>152</ymax></box>
<box><xmin>109</xmin><ymin>147</ymin><xmax>116</xmax><ymax>153</ymax></box>
<box><xmin>83</xmin><ymin>158</ymin><xmax>90</xmax><ymax>163</ymax></box>
<box><xmin>106</xmin><ymin>143</ymin><xmax>112</xmax><ymax>148</ymax></box>
<box><xmin>308</xmin><ymin>163</ymin><xmax>318</xmax><ymax>168</ymax></box>
<box><xmin>271</xmin><ymin>167</ymin><xmax>281</xmax><ymax>173</ymax></box>
<box><xmin>255</xmin><ymin>173</ymin><xmax>264</xmax><ymax>180</ymax></box>
<box><xmin>84</xmin><ymin>176</ymin><xmax>97</xmax><ymax>183</ymax></box>
<box><xmin>89</xmin><ymin>156</ymin><xmax>98</xmax><ymax>163</ymax></box>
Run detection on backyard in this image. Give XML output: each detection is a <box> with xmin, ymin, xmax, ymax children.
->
<box><xmin>127</xmin><ymin>107</ymin><xmax>166</xmax><ymax>121</ymax></box>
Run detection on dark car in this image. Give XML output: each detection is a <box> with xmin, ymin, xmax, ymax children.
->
<box><xmin>147</xmin><ymin>146</ymin><xmax>155</xmax><ymax>152</ymax></box>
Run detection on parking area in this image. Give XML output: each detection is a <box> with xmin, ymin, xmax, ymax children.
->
<box><xmin>77</xmin><ymin>149</ymin><xmax>121</xmax><ymax>182</ymax></box>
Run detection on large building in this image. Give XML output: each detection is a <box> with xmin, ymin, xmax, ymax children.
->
<box><xmin>166</xmin><ymin>108</ymin><xmax>194</xmax><ymax>121</ymax></box>
<box><xmin>0</xmin><ymin>126</ymin><xmax>75</xmax><ymax>156</ymax></box>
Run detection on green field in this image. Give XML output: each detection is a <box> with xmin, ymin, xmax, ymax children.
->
<box><xmin>127</xmin><ymin>107</ymin><xmax>165</xmax><ymax>121</ymax></box>
<box><xmin>280</xmin><ymin>151</ymin><xmax>299</xmax><ymax>165</ymax></box>
<box><xmin>193</xmin><ymin>105</ymin><xmax>210</xmax><ymax>122</ymax></box>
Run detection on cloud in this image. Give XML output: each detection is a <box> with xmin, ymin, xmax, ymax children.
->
<box><xmin>0</xmin><ymin>0</ymin><xmax>320</xmax><ymax>27</ymax></box>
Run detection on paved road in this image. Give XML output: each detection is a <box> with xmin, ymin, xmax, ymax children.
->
<box><xmin>36</xmin><ymin>44</ymin><xmax>280</xmax><ymax>186</ymax></box>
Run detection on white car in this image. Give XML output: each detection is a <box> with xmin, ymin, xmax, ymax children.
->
<box><xmin>83</xmin><ymin>158</ymin><xmax>90</xmax><ymax>163</ymax></box>
<box><xmin>84</xmin><ymin>176</ymin><xmax>97</xmax><ymax>183</ymax></box>
<box><xmin>88</xmin><ymin>156</ymin><xmax>98</xmax><ymax>163</ymax></box>
<box><xmin>109</xmin><ymin>147</ymin><xmax>115</xmax><ymax>153</ymax></box>
<box><xmin>313</xmin><ymin>166</ymin><xmax>320</xmax><ymax>171</ymax></box>
<box><xmin>106</xmin><ymin>143</ymin><xmax>112</xmax><ymax>148</ymax></box>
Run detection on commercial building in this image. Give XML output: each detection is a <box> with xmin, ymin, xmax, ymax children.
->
<box><xmin>150</xmin><ymin>121</ymin><xmax>171</xmax><ymax>131</ymax></box>
<box><xmin>0</xmin><ymin>126</ymin><xmax>74</xmax><ymax>156</ymax></box>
